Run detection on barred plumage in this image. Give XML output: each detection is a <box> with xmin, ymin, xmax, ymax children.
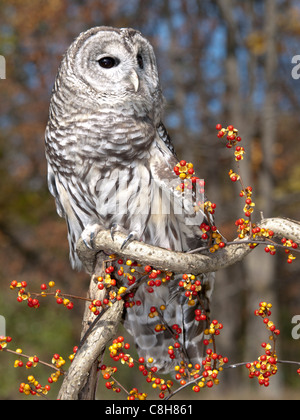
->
<box><xmin>45</xmin><ymin>26</ymin><xmax>214</xmax><ymax>373</ymax></box>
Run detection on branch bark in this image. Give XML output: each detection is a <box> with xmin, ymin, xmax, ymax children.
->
<box><xmin>76</xmin><ymin>217</ymin><xmax>300</xmax><ymax>276</ymax></box>
<box><xmin>57</xmin><ymin>216</ymin><xmax>300</xmax><ymax>400</ymax></box>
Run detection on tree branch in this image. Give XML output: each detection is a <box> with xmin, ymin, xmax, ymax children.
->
<box><xmin>76</xmin><ymin>217</ymin><xmax>300</xmax><ymax>276</ymax></box>
<box><xmin>58</xmin><ymin>216</ymin><xmax>300</xmax><ymax>399</ymax></box>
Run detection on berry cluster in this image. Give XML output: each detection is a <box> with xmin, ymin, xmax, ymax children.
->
<box><xmin>192</xmin><ymin>349</ymin><xmax>229</xmax><ymax>392</ymax></box>
<box><xmin>204</xmin><ymin>319</ymin><xmax>224</xmax><ymax>337</ymax></box>
<box><xmin>281</xmin><ymin>237</ymin><xmax>298</xmax><ymax>264</ymax></box>
<box><xmin>0</xmin><ymin>335</ymin><xmax>12</xmax><ymax>350</ymax></box>
<box><xmin>14</xmin><ymin>351</ymin><xmax>39</xmax><ymax>369</ymax></box>
<box><xmin>0</xmin><ymin>335</ymin><xmax>74</xmax><ymax>397</ymax></box>
<box><xmin>216</xmin><ymin>124</ymin><xmax>256</xmax><ymax>222</ymax></box>
<box><xmin>173</xmin><ymin>155</ymin><xmax>228</xmax><ymax>255</ymax></box>
<box><xmin>19</xmin><ymin>376</ymin><xmax>51</xmax><ymax>396</ymax></box>
<box><xmin>108</xmin><ymin>336</ymin><xmax>132</xmax><ymax>365</ymax></box>
<box><xmin>10</xmin><ymin>280</ymin><xmax>40</xmax><ymax>308</ymax></box>
<box><xmin>217</xmin><ymin>123</ymin><xmax>299</xmax><ymax>264</ymax></box>
<box><xmin>216</xmin><ymin>124</ymin><xmax>242</xmax><ymax>148</ymax></box>
<box><xmin>178</xmin><ymin>274</ymin><xmax>202</xmax><ymax>307</ymax></box>
<box><xmin>9</xmin><ymin>279</ymin><xmax>75</xmax><ymax>310</ymax></box>
<box><xmin>173</xmin><ymin>160</ymin><xmax>202</xmax><ymax>187</ymax></box>
<box><xmin>199</xmin><ymin>221</ymin><xmax>225</xmax><ymax>253</ymax></box>
<box><xmin>246</xmin><ymin>302</ymin><xmax>279</xmax><ymax>387</ymax></box>
<box><xmin>100</xmin><ymin>335</ymin><xmax>176</xmax><ymax>400</ymax></box>
<box><xmin>54</xmin><ymin>289</ymin><xmax>74</xmax><ymax>310</ymax></box>
<box><xmin>100</xmin><ymin>304</ymin><xmax>229</xmax><ymax>399</ymax></box>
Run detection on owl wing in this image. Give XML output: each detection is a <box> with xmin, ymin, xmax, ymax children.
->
<box><xmin>123</xmin><ymin>123</ymin><xmax>215</xmax><ymax>373</ymax></box>
<box><xmin>47</xmin><ymin>162</ymin><xmax>65</xmax><ymax>218</ymax></box>
<box><xmin>144</xmin><ymin>122</ymin><xmax>207</xmax><ymax>251</ymax></box>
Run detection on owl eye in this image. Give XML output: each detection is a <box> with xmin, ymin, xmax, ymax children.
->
<box><xmin>137</xmin><ymin>54</ymin><xmax>144</xmax><ymax>69</ymax></box>
<box><xmin>98</xmin><ymin>56</ymin><xmax>118</xmax><ymax>69</ymax></box>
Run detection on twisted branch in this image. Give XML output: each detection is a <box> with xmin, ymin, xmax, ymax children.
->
<box><xmin>77</xmin><ymin>217</ymin><xmax>300</xmax><ymax>275</ymax></box>
<box><xmin>57</xmin><ymin>216</ymin><xmax>300</xmax><ymax>399</ymax></box>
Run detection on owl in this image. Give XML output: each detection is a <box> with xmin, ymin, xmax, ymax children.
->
<box><xmin>45</xmin><ymin>26</ymin><xmax>214</xmax><ymax>373</ymax></box>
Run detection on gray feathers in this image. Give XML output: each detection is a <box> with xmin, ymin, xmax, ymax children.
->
<box><xmin>45</xmin><ymin>26</ymin><xmax>214</xmax><ymax>373</ymax></box>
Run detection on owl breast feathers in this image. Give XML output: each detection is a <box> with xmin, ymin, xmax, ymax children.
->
<box><xmin>45</xmin><ymin>26</ymin><xmax>214</xmax><ymax>373</ymax></box>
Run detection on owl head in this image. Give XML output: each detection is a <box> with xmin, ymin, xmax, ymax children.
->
<box><xmin>53</xmin><ymin>26</ymin><xmax>164</xmax><ymax>122</ymax></box>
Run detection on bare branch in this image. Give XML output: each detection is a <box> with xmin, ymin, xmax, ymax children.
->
<box><xmin>76</xmin><ymin>217</ymin><xmax>300</xmax><ymax>276</ymax></box>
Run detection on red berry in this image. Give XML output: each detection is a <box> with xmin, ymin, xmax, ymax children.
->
<box><xmin>180</xmin><ymin>160</ymin><xmax>186</xmax><ymax>167</ymax></box>
<box><xmin>216</xmin><ymin>124</ymin><xmax>222</xmax><ymax>130</ymax></box>
<box><xmin>206</xmin><ymin>380</ymin><xmax>213</xmax><ymax>388</ymax></box>
<box><xmin>40</xmin><ymin>283</ymin><xmax>47</xmax><ymax>291</ymax></box>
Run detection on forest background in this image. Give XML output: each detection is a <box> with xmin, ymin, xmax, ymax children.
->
<box><xmin>0</xmin><ymin>0</ymin><xmax>300</xmax><ymax>399</ymax></box>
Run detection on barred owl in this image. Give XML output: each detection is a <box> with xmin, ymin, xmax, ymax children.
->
<box><xmin>45</xmin><ymin>26</ymin><xmax>214</xmax><ymax>373</ymax></box>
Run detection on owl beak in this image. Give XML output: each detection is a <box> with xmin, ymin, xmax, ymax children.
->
<box><xmin>129</xmin><ymin>70</ymin><xmax>140</xmax><ymax>92</ymax></box>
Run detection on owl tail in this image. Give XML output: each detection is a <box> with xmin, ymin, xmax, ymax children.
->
<box><xmin>123</xmin><ymin>272</ymin><xmax>215</xmax><ymax>374</ymax></box>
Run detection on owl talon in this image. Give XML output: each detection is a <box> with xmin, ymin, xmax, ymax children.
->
<box><xmin>81</xmin><ymin>223</ymin><xmax>102</xmax><ymax>250</ymax></box>
<box><xmin>83</xmin><ymin>237</ymin><xmax>94</xmax><ymax>250</ymax></box>
<box><xmin>121</xmin><ymin>232</ymin><xmax>137</xmax><ymax>249</ymax></box>
<box><xmin>110</xmin><ymin>223</ymin><xmax>118</xmax><ymax>241</ymax></box>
